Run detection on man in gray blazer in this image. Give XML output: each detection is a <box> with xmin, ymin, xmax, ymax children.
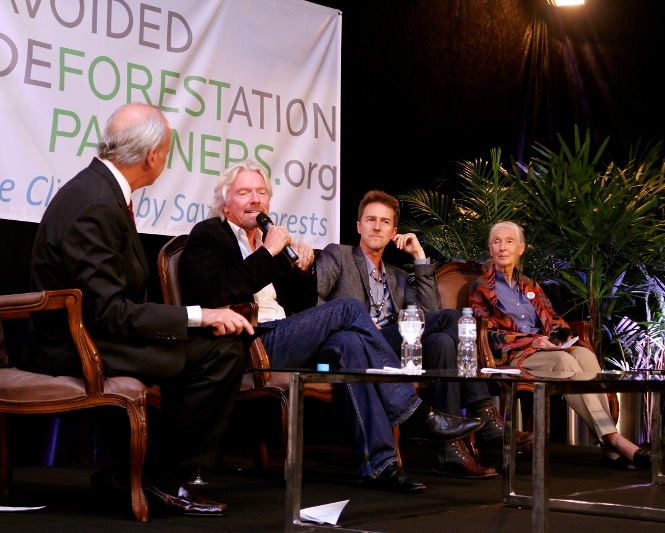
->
<box><xmin>20</xmin><ymin>103</ymin><xmax>252</xmax><ymax>517</ymax></box>
<box><xmin>317</xmin><ymin>190</ymin><xmax>532</xmax><ymax>478</ymax></box>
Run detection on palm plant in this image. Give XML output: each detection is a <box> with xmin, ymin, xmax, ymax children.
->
<box><xmin>606</xmin><ymin>270</ymin><xmax>665</xmax><ymax>371</ymax></box>
<box><xmin>605</xmin><ymin>269</ymin><xmax>665</xmax><ymax>443</ymax></box>
<box><xmin>515</xmin><ymin>128</ymin><xmax>665</xmax><ymax>352</ymax></box>
<box><xmin>398</xmin><ymin>148</ymin><xmax>528</xmax><ymax>264</ymax></box>
<box><xmin>398</xmin><ymin>127</ymin><xmax>665</xmax><ymax>356</ymax></box>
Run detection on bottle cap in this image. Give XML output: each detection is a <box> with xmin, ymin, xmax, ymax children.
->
<box><xmin>316</xmin><ymin>363</ymin><xmax>330</xmax><ymax>372</ymax></box>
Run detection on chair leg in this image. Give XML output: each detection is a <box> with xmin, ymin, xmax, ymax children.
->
<box><xmin>251</xmin><ymin>390</ymin><xmax>289</xmax><ymax>471</ymax></box>
<box><xmin>251</xmin><ymin>414</ymin><xmax>269</xmax><ymax>470</ymax></box>
<box><xmin>392</xmin><ymin>426</ymin><xmax>402</xmax><ymax>467</ymax></box>
<box><xmin>0</xmin><ymin>413</ymin><xmax>10</xmax><ymax>498</ymax></box>
<box><xmin>126</xmin><ymin>404</ymin><xmax>149</xmax><ymax>522</ymax></box>
<box><xmin>608</xmin><ymin>393</ymin><xmax>620</xmax><ymax>425</ymax></box>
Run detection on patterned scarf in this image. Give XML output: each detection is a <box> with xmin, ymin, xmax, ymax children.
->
<box><xmin>469</xmin><ymin>263</ymin><xmax>569</xmax><ymax>367</ymax></box>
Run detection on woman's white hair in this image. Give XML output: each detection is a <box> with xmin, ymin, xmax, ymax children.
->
<box><xmin>484</xmin><ymin>220</ymin><xmax>526</xmax><ymax>272</ymax></box>
<box><xmin>488</xmin><ymin>220</ymin><xmax>525</xmax><ymax>245</ymax></box>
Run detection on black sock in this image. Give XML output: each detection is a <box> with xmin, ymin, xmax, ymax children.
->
<box><xmin>467</xmin><ymin>399</ymin><xmax>492</xmax><ymax>413</ymax></box>
<box><xmin>403</xmin><ymin>402</ymin><xmax>432</xmax><ymax>429</ymax></box>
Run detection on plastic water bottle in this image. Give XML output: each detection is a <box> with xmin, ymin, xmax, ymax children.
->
<box><xmin>401</xmin><ymin>338</ymin><xmax>423</xmax><ymax>371</ymax></box>
<box><xmin>457</xmin><ymin>307</ymin><xmax>478</xmax><ymax>377</ymax></box>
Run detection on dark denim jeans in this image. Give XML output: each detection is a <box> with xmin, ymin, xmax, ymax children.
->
<box><xmin>259</xmin><ymin>297</ymin><xmax>421</xmax><ymax>478</ymax></box>
<box><xmin>381</xmin><ymin>308</ymin><xmax>491</xmax><ymax>414</ymax></box>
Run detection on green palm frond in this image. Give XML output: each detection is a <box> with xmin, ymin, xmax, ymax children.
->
<box><xmin>396</xmin><ymin>125</ymin><xmax>665</xmax><ymax>357</ymax></box>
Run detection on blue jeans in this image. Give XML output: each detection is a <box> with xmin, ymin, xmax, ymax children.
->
<box><xmin>381</xmin><ymin>309</ymin><xmax>491</xmax><ymax>414</ymax></box>
<box><xmin>259</xmin><ymin>298</ymin><xmax>421</xmax><ymax>478</ymax></box>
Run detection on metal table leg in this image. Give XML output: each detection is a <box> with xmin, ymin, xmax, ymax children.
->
<box><xmin>502</xmin><ymin>382</ymin><xmax>550</xmax><ymax>533</ymax></box>
<box><xmin>532</xmin><ymin>383</ymin><xmax>550</xmax><ymax>533</ymax></box>
<box><xmin>501</xmin><ymin>382</ymin><xmax>516</xmax><ymax>500</ymax></box>
<box><xmin>653</xmin><ymin>391</ymin><xmax>664</xmax><ymax>484</ymax></box>
<box><xmin>285</xmin><ymin>373</ymin><xmax>305</xmax><ymax>531</ymax></box>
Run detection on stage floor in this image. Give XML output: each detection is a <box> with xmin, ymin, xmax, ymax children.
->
<box><xmin>3</xmin><ymin>439</ymin><xmax>665</xmax><ymax>533</ymax></box>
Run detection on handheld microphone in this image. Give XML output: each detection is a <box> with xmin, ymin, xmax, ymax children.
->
<box><xmin>375</xmin><ymin>312</ymin><xmax>398</xmax><ymax>328</ymax></box>
<box><xmin>255</xmin><ymin>212</ymin><xmax>299</xmax><ymax>263</ymax></box>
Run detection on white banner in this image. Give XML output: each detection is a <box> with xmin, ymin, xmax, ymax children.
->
<box><xmin>0</xmin><ymin>0</ymin><xmax>341</xmax><ymax>247</ymax></box>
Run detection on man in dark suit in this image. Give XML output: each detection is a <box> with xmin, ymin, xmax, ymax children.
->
<box><xmin>19</xmin><ymin>103</ymin><xmax>253</xmax><ymax>517</ymax></box>
<box><xmin>316</xmin><ymin>190</ymin><xmax>532</xmax><ymax>478</ymax></box>
<box><xmin>178</xmin><ymin>160</ymin><xmax>483</xmax><ymax>494</ymax></box>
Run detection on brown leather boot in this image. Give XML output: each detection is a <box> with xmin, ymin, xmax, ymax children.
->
<box><xmin>473</xmin><ymin>402</ymin><xmax>533</xmax><ymax>450</ymax></box>
<box><xmin>433</xmin><ymin>439</ymin><xmax>498</xmax><ymax>479</ymax></box>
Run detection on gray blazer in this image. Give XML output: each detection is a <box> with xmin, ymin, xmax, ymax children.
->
<box><xmin>316</xmin><ymin>243</ymin><xmax>438</xmax><ymax>313</ymax></box>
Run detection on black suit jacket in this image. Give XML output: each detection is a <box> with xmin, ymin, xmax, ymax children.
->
<box><xmin>21</xmin><ymin>158</ymin><xmax>188</xmax><ymax>381</ymax></box>
<box><xmin>179</xmin><ymin>217</ymin><xmax>316</xmax><ymax>316</ymax></box>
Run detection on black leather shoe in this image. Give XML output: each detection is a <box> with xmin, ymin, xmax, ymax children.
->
<box><xmin>405</xmin><ymin>408</ymin><xmax>483</xmax><ymax>442</ymax></box>
<box><xmin>144</xmin><ymin>484</ymin><xmax>228</xmax><ymax>517</ymax></box>
<box><xmin>601</xmin><ymin>455</ymin><xmax>636</xmax><ymax>471</ymax></box>
<box><xmin>360</xmin><ymin>462</ymin><xmax>426</xmax><ymax>493</ymax></box>
<box><xmin>632</xmin><ymin>448</ymin><xmax>652</xmax><ymax>469</ymax></box>
<box><xmin>91</xmin><ymin>465</ymin><xmax>227</xmax><ymax>517</ymax></box>
<box><xmin>433</xmin><ymin>439</ymin><xmax>498</xmax><ymax>479</ymax></box>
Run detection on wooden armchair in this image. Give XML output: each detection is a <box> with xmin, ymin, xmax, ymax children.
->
<box><xmin>0</xmin><ymin>289</ymin><xmax>151</xmax><ymax>521</ymax></box>
<box><xmin>435</xmin><ymin>260</ymin><xmax>495</xmax><ymax>364</ymax></box>
<box><xmin>436</xmin><ymin>261</ymin><xmax>484</xmax><ymax>311</ymax></box>
<box><xmin>157</xmin><ymin>236</ymin><xmax>367</xmax><ymax>469</ymax></box>
<box><xmin>439</xmin><ymin>263</ymin><xmax>621</xmax><ymax>427</ymax></box>
<box><xmin>157</xmin><ymin>234</ymin><xmax>286</xmax><ymax>469</ymax></box>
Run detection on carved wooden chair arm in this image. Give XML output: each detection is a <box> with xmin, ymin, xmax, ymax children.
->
<box><xmin>225</xmin><ymin>302</ymin><xmax>259</xmax><ymax>327</ymax></box>
<box><xmin>224</xmin><ymin>302</ymin><xmax>271</xmax><ymax>385</ymax></box>
<box><xmin>568</xmin><ymin>320</ymin><xmax>592</xmax><ymax>352</ymax></box>
<box><xmin>476</xmin><ymin>316</ymin><xmax>496</xmax><ymax>369</ymax></box>
<box><xmin>0</xmin><ymin>289</ymin><xmax>104</xmax><ymax>395</ymax></box>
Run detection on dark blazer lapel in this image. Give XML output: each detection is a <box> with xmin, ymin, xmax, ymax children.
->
<box><xmin>130</xmin><ymin>221</ymin><xmax>149</xmax><ymax>278</ymax></box>
<box><xmin>90</xmin><ymin>159</ymin><xmax>149</xmax><ymax>277</ymax></box>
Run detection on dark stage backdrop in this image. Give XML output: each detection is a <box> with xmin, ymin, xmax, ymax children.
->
<box><xmin>320</xmin><ymin>0</ymin><xmax>665</xmax><ymax>244</ymax></box>
<box><xmin>2</xmin><ymin>0</ymin><xmax>664</xmax><ymax>292</ymax></box>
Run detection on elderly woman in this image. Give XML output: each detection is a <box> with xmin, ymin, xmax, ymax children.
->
<box><xmin>469</xmin><ymin>220</ymin><xmax>651</xmax><ymax>470</ymax></box>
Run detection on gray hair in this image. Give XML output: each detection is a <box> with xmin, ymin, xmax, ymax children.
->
<box><xmin>97</xmin><ymin>103</ymin><xmax>169</xmax><ymax>166</ymax></box>
<box><xmin>488</xmin><ymin>220</ymin><xmax>525</xmax><ymax>246</ymax></box>
<box><xmin>209</xmin><ymin>160</ymin><xmax>272</xmax><ymax>219</ymax></box>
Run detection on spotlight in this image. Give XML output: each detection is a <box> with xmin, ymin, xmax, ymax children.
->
<box><xmin>548</xmin><ymin>0</ymin><xmax>585</xmax><ymax>5</ymax></box>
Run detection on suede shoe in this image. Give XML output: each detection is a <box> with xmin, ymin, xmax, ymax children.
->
<box><xmin>433</xmin><ymin>439</ymin><xmax>498</xmax><ymax>479</ymax></box>
<box><xmin>360</xmin><ymin>462</ymin><xmax>426</xmax><ymax>493</ymax></box>
<box><xmin>404</xmin><ymin>408</ymin><xmax>483</xmax><ymax>443</ymax></box>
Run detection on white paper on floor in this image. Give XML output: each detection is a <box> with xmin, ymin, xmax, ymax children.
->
<box><xmin>0</xmin><ymin>505</ymin><xmax>46</xmax><ymax>512</ymax></box>
<box><xmin>300</xmin><ymin>499</ymin><xmax>349</xmax><ymax>524</ymax></box>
